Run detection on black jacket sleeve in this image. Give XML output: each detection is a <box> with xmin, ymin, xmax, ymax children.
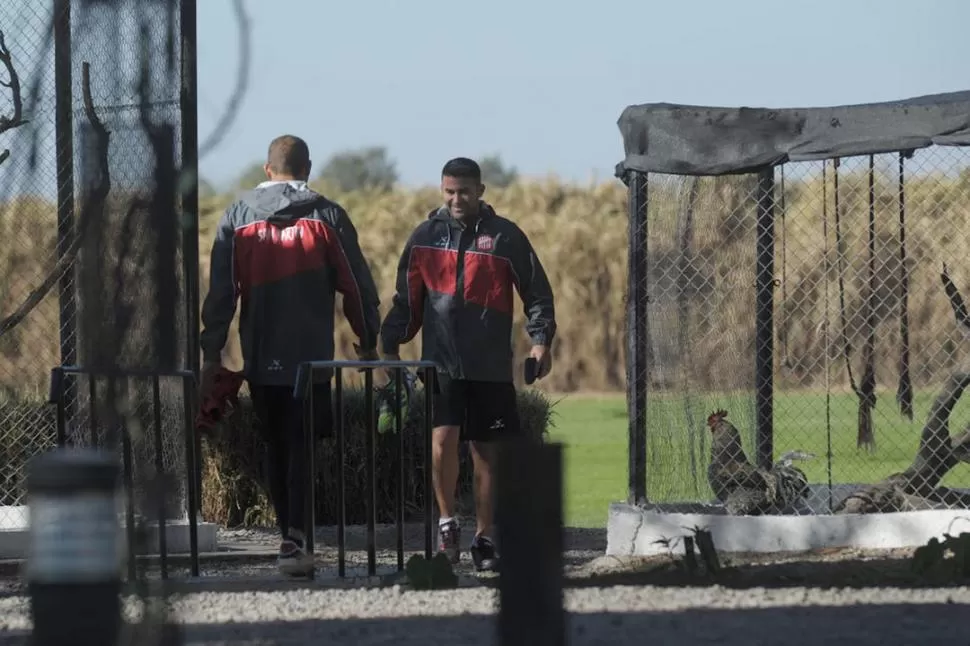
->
<box><xmin>199</xmin><ymin>204</ymin><xmax>238</xmax><ymax>363</ymax></box>
<box><xmin>321</xmin><ymin>205</ymin><xmax>382</xmax><ymax>352</ymax></box>
<box><xmin>380</xmin><ymin>227</ymin><xmax>426</xmax><ymax>355</ymax></box>
<box><xmin>509</xmin><ymin>224</ymin><xmax>557</xmax><ymax>346</ymax></box>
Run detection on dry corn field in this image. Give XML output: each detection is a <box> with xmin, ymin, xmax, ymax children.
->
<box><xmin>0</xmin><ymin>170</ymin><xmax>968</xmax><ymax>396</ymax></box>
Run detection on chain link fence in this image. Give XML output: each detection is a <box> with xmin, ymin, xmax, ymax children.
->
<box><xmin>72</xmin><ymin>0</ymin><xmax>190</xmax><ymax>523</ymax></box>
<box><xmin>0</xmin><ymin>0</ymin><xmax>197</xmax><ymax>539</ymax></box>
<box><xmin>634</xmin><ymin>145</ymin><xmax>970</xmax><ymax>515</ymax></box>
<box><xmin>0</xmin><ymin>1</ymin><xmax>64</xmax><ymax>528</ymax></box>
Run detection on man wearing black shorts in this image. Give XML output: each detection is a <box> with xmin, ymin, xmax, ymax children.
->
<box><xmin>380</xmin><ymin>157</ymin><xmax>557</xmax><ymax>572</ymax></box>
<box><xmin>199</xmin><ymin>135</ymin><xmax>381</xmax><ymax>576</ymax></box>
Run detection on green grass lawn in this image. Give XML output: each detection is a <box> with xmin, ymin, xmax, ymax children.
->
<box><xmin>546</xmin><ymin>389</ymin><xmax>970</xmax><ymax>528</ymax></box>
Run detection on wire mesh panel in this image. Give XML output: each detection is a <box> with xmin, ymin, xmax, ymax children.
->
<box><xmin>63</xmin><ymin>0</ymin><xmax>193</xmax><ymax>638</ymax></box>
<box><xmin>774</xmin><ymin>147</ymin><xmax>970</xmax><ymax>515</ymax></box>
<box><xmin>641</xmin><ymin>173</ymin><xmax>761</xmax><ymax>503</ymax></box>
<box><xmin>0</xmin><ymin>15</ymin><xmax>200</xmax><ymax>638</ymax></box>
<box><xmin>0</xmin><ymin>1</ymin><xmax>62</xmax><ymax>527</ymax></box>
<box><xmin>640</xmin><ymin>146</ymin><xmax>970</xmax><ymax>515</ymax></box>
<box><xmin>66</xmin><ymin>372</ymin><xmax>190</xmax><ymax>521</ymax></box>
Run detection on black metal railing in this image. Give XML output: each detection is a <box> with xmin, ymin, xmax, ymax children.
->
<box><xmin>44</xmin><ymin>359</ymin><xmax>440</xmax><ymax>584</ymax></box>
<box><xmin>47</xmin><ymin>365</ymin><xmax>200</xmax><ymax>580</ymax></box>
<box><xmin>293</xmin><ymin>359</ymin><xmax>438</xmax><ymax>579</ymax></box>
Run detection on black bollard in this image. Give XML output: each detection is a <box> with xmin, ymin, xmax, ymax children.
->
<box><xmin>496</xmin><ymin>440</ymin><xmax>566</xmax><ymax>646</ymax></box>
<box><xmin>26</xmin><ymin>447</ymin><xmax>123</xmax><ymax>646</ymax></box>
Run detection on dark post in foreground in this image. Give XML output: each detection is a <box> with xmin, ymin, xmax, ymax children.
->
<box><xmin>26</xmin><ymin>448</ymin><xmax>123</xmax><ymax>646</ymax></box>
<box><xmin>496</xmin><ymin>440</ymin><xmax>566</xmax><ymax>646</ymax></box>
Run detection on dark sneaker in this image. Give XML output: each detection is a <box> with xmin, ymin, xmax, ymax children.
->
<box><xmin>277</xmin><ymin>540</ymin><xmax>313</xmax><ymax>577</ymax></box>
<box><xmin>470</xmin><ymin>534</ymin><xmax>499</xmax><ymax>572</ymax></box>
<box><xmin>438</xmin><ymin>520</ymin><xmax>461</xmax><ymax>564</ymax></box>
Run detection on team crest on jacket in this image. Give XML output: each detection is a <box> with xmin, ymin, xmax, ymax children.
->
<box><xmin>476</xmin><ymin>234</ymin><xmax>494</xmax><ymax>251</ymax></box>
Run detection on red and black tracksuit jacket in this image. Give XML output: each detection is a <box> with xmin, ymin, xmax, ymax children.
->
<box><xmin>380</xmin><ymin>203</ymin><xmax>557</xmax><ymax>383</ymax></box>
<box><xmin>200</xmin><ymin>181</ymin><xmax>381</xmax><ymax>386</ymax></box>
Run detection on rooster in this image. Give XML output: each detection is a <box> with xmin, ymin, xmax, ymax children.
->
<box><xmin>706</xmin><ymin>408</ymin><xmax>814</xmax><ymax>515</ymax></box>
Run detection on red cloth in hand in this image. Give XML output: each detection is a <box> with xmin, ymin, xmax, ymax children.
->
<box><xmin>195</xmin><ymin>367</ymin><xmax>244</xmax><ymax>433</ymax></box>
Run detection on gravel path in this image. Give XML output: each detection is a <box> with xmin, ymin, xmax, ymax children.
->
<box><xmin>1</xmin><ymin>584</ymin><xmax>968</xmax><ymax>644</ymax></box>
<box><xmin>1</xmin><ymin>525</ymin><xmax>968</xmax><ymax>644</ymax></box>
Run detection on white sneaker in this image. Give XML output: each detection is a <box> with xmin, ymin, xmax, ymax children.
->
<box><xmin>277</xmin><ymin>539</ymin><xmax>314</xmax><ymax>576</ymax></box>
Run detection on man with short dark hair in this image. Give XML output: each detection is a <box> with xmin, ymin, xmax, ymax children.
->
<box><xmin>380</xmin><ymin>156</ymin><xmax>557</xmax><ymax>572</ymax></box>
<box><xmin>200</xmin><ymin>134</ymin><xmax>381</xmax><ymax>576</ymax></box>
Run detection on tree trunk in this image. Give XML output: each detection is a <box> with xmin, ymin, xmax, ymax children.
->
<box><xmin>835</xmin><ymin>265</ymin><xmax>970</xmax><ymax>514</ymax></box>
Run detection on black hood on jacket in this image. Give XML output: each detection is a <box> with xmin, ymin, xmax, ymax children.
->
<box><xmin>428</xmin><ymin>201</ymin><xmax>495</xmax><ymax>225</ymax></box>
<box><xmin>240</xmin><ymin>181</ymin><xmax>323</xmax><ymax>222</ymax></box>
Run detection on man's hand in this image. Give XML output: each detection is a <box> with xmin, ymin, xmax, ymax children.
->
<box><xmin>354</xmin><ymin>344</ymin><xmax>382</xmax><ymax>382</ymax></box>
<box><xmin>380</xmin><ymin>351</ymin><xmax>401</xmax><ymax>386</ymax></box>
<box><xmin>529</xmin><ymin>345</ymin><xmax>552</xmax><ymax>380</ymax></box>
<box><xmin>199</xmin><ymin>359</ymin><xmax>222</xmax><ymax>399</ymax></box>
<box><xmin>354</xmin><ymin>343</ymin><xmax>380</xmax><ymax>362</ymax></box>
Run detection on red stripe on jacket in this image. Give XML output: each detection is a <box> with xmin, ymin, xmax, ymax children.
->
<box><xmin>409</xmin><ymin>246</ymin><xmax>514</xmax><ymax>314</ymax></box>
<box><xmin>411</xmin><ymin>246</ymin><xmax>457</xmax><ymax>295</ymax></box>
<box><xmin>462</xmin><ymin>251</ymin><xmax>514</xmax><ymax>314</ymax></box>
<box><xmin>233</xmin><ymin>218</ymin><xmax>368</xmax><ymax>337</ymax></box>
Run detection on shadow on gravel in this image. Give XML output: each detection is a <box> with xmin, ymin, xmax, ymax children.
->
<box><xmin>153</xmin><ymin>555</ymin><xmax>970</xmax><ymax>595</ymax></box>
<box><xmin>1</xmin><ymin>602</ymin><xmax>968</xmax><ymax>644</ymax></box>
<box><xmin>218</xmin><ymin>524</ymin><xmax>608</xmax><ymax>554</ymax></box>
<box><xmin>182</xmin><ymin>602</ymin><xmax>970</xmax><ymax>645</ymax></box>
<box><xmin>566</xmin><ymin>555</ymin><xmax>970</xmax><ymax>591</ymax></box>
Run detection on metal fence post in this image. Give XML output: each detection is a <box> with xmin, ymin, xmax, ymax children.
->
<box><xmin>303</xmin><ymin>365</ymin><xmax>317</xmax><ymax>580</ymax></box>
<box><xmin>119</xmin><ymin>394</ymin><xmax>138</xmax><ymax>584</ymax></box>
<box><xmin>180</xmin><ymin>0</ymin><xmax>203</xmax><ymax>523</ymax></box>
<box><xmin>755</xmin><ymin>167</ymin><xmax>776</xmax><ymax>470</ymax></box>
<box><xmin>626</xmin><ymin>170</ymin><xmax>649</xmax><ymax>505</ymax></box>
<box><xmin>334</xmin><ymin>367</ymin><xmax>346</xmax><ymax>577</ymax></box>
<box><xmin>179</xmin><ymin>0</ymin><xmax>200</xmax><ymax>377</ymax></box>
<box><xmin>394</xmin><ymin>369</ymin><xmax>405</xmax><ymax>572</ymax></box>
<box><xmin>53</xmin><ymin>0</ymin><xmax>78</xmax><ymax>432</ymax></box>
<box><xmin>422</xmin><ymin>365</ymin><xmax>435</xmax><ymax>560</ymax></box>
<box><xmin>151</xmin><ymin>375</ymin><xmax>169</xmax><ymax>579</ymax></box>
<box><xmin>48</xmin><ymin>368</ymin><xmax>67</xmax><ymax>447</ymax></box>
<box><xmin>364</xmin><ymin>367</ymin><xmax>377</xmax><ymax>576</ymax></box>
<box><xmin>180</xmin><ymin>373</ymin><xmax>201</xmax><ymax>576</ymax></box>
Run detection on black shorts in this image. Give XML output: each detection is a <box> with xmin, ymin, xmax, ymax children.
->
<box><xmin>431</xmin><ymin>373</ymin><xmax>521</xmax><ymax>442</ymax></box>
<box><xmin>249</xmin><ymin>383</ymin><xmax>334</xmax><ymax>441</ymax></box>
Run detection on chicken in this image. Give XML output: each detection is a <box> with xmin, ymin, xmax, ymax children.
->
<box><xmin>706</xmin><ymin>409</ymin><xmax>813</xmax><ymax>515</ymax></box>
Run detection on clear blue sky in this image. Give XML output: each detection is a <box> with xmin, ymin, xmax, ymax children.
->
<box><xmin>0</xmin><ymin>0</ymin><xmax>967</xmax><ymax>199</ymax></box>
<box><xmin>196</xmin><ymin>0</ymin><xmax>970</xmax><ymax>189</ymax></box>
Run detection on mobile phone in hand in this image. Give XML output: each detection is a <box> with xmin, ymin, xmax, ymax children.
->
<box><xmin>524</xmin><ymin>357</ymin><xmax>539</xmax><ymax>385</ymax></box>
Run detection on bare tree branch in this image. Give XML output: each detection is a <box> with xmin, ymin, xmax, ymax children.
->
<box><xmin>835</xmin><ymin>263</ymin><xmax>970</xmax><ymax>514</ymax></box>
<box><xmin>0</xmin><ymin>30</ymin><xmax>29</xmax><ymax>167</ymax></box>
<box><xmin>0</xmin><ymin>61</ymin><xmax>109</xmax><ymax>338</ymax></box>
<box><xmin>942</xmin><ymin>262</ymin><xmax>970</xmax><ymax>340</ymax></box>
<box><xmin>81</xmin><ymin>61</ymin><xmax>109</xmax><ymax>142</ymax></box>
